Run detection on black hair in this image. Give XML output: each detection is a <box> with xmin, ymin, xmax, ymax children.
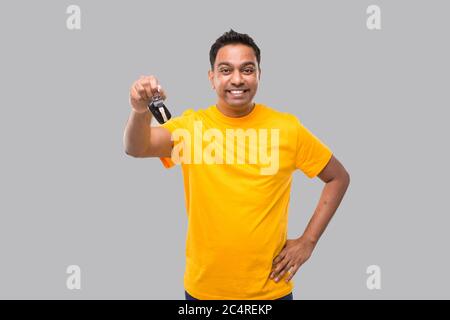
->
<box><xmin>209</xmin><ymin>29</ymin><xmax>261</xmax><ymax>70</ymax></box>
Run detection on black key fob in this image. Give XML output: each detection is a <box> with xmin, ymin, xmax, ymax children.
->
<box><xmin>148</xmin><ymin>95</ymin><xmax>172</xmax><ymax>124</ymax></box>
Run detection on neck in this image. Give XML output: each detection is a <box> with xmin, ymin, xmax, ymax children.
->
<box><xmin>216</xmin><ymin>101</ymin><xmax>256</xmax><ymax>118</ymax></box>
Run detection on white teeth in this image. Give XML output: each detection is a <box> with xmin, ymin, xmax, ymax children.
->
<box><xmin>230</xmin><ymin>90</ymin><xmax>244</xmax><ymax>94</ymax></box>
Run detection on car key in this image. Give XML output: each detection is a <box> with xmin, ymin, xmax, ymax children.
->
<box><xmin>147</xmin><ymin>89</ymin><xmax>172</xmax><ymax>124</ymax></box>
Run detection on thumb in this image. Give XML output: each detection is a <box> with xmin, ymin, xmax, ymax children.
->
<box><xmin>157</xmin><ymin>85</ymin><xmax>167</xmax><ymax>100</ymax></box>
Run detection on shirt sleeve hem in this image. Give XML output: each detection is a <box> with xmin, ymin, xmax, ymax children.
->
<box><xmin>158</xmin><ymin>123</ymin><xmax>175</xmax><ymax>169</ymax></box>
<box><xmin>306</xmin><ymin>150</ymin><xmax>333</xmax><ymax>179</ymax></box>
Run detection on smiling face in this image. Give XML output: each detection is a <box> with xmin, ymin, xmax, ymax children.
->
<box><xmin>208</xmin><ymin>44</ymin><xmax>261</xmax><ymax>117</ymax></box>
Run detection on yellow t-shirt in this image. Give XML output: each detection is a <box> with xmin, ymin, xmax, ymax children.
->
<box><xmin>159</xmin><ymin>103</ymin><xmax>332</xmax><ymax>300</ymax></box>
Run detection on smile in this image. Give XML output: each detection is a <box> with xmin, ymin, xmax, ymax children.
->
<box><xmin>227</xmin><ymin>89</ymin><xmax>249</xmax><ymax>97</ymax></box>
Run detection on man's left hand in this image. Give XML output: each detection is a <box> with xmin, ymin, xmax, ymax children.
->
<box><xmin>270</xmin><ymin>236</ymin><xmax>316</xmax><ymax>283</ymax></box>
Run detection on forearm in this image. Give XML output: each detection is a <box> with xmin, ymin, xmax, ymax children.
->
<box><xmin>123</xmin><ymin>109</ymin><xmax>152</xmax><ymax>156</ymax></box>
<box><xmin>301</xmin><ymin>175</ymin><xmax>350</xmax><ymax>245</ymax></box>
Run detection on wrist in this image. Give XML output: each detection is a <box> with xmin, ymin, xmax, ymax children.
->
<box><xmin>132</xmin><ymin>108</ymin><xmax>150</xmax><ymax>115</ymax></box>
<box><xmin>298</xmin><ymin>233</ymin><xmax>318</xmax><ymax>247</ymax></box>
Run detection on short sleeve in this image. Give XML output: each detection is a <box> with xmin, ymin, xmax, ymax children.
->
<box><xmin>294</xmin><ymin>117</ymin><xmax>333</xmax><ymax>178</ymax></box>
<box><xmin>159</xmin><ymin>109</ymin><xmax>195</xmax><ymax>169</ymax></box>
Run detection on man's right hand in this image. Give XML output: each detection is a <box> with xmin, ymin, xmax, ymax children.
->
<box><xmin>129</xmin><ymin>75</ymin><xmax>167</xmax><ymax>114</ymax></box>
<box><xmin>124</xmin><ymin>75</ymin><xmax>173</xmax><ymax>158</ymax></box>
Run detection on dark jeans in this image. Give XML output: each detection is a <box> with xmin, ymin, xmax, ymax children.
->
<box><xmin>185</xmin><ymin>290</ymin><xmax>293</xmax><ymax>300</ymax></box>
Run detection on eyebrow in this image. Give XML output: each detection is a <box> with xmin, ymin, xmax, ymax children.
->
<box><xmin>217</xmin><ymin>61</ymin><xmax>256</xmax><ymax>68</ymax></box>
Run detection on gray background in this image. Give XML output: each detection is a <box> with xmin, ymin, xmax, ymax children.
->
<box><xmin>0</xmin><ymin>0</ymin><xmax>448</xmax><ymax>299</ymax></box>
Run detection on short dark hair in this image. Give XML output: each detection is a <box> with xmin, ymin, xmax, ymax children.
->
<box><xmin>209</xmin><ymin>29</ymin><xmax>261</xmax><ymax>70</ymax></box>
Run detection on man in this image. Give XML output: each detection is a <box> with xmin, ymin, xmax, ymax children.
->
<box><xmin>123</xmin><ymin>29</ymin><xmax>350</xmax><ymax>300</ymax></box>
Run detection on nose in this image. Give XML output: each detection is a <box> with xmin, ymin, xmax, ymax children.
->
<box><xmin>231</xmin><ymin>69</ymin><xmax>244</xmax><ymax>86</ymax></box>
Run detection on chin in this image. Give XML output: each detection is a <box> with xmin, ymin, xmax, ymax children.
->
<box><xmin>226</xmin><ymin>100</ymin><xmax>252</xmax><ymax>108</ymax></box>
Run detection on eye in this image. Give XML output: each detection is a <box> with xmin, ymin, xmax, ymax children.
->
<box><xmin>220</xmin><ymin>69</ymin><xmax>231</xmax><ymax>74</ymax></box>
<box><xmin>243</xmin><ymin>68</ymin><xmax>254</xmax><ymax>74</ymax></box>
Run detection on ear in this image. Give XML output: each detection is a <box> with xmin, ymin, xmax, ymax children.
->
<box><xmin>208</xmin><ymin>70</ymin><xmax>215</xmax><ymax>89</ymax></box>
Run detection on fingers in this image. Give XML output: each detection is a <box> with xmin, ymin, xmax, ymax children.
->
<box><xmin>158</xmin><ymin>86</ymin><xmax>167</xmax><ymax>100</ymax></box>
<box><xmin>277</xmin><ymin>263</ymin><xmax>297</xmax><ymax>283</ymax></box>
<box><xmin>134</xmin><ymin>81</ymin><xmax>149</xmax><ymax>101</ymax></box>
<box><xmin>272</xmin><ymin>252</ymin><xmax>285</xmax><ymax>266</ymax></box>
<box><xmin>139</xmin><ymin>75</ymin><xmax>166</xmax><ymax>100</ymax></box>
<box><xmin>130</xmin><ymin>76</ymin><xmax>167</xmax><ymax>103</ymax></box>
<box><xmin>153</xmin><ymin>83</ymin><xmax>167</xmax><ymax>100</ymax></box>
<box><xmin>139</xmin><ymin>75</ymin><xmax>156</xmax><ymax>99</ymax></box>
<box><xmin>270</xmin><ymin>239</ymin><xmax>312</xmax><ymax>283</ymax></box>
<box><xmin>285</xmin><ymin>264</ymin><xmax>299</xmax><ymax>282</ymax></box>
<box><xmin>129</xmin><ymin>75</ymin><xmax>166</xmax><ymax>114</ymax></box>
<box><xmin>271</xmin><ymin>257</ymin><xmax>302</xmax><ymax>283</ymax></box>
<box><xmin>272</xmin><ymin>246</ymin><xmax>287</xmax><ymax>265</ymax></box>
<box><xmin>130</xmin><ymin>84</ymin><xmax>145</xmax><ymax>104</ymax></box>
<box><xmin>270</xmin><ymin>255</ymin><xmax>289</xmax><ymax>282</ymax></box>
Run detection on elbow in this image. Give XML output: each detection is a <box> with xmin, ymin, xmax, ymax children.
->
<box><xmin>124</xmin><ymin>148</ymin><xmax>142</xmax><ymax>158</ymax></box>
<box><xmin>331</xmin><ymin>168</ymin><xmax>350</xmax><ymax>188</ymax></box>
<box><xmin>125</xmin><ymin>145</ymin><xmax>152</xmax><ymax>158</ymax></box>
<box><xmin>342</xmin><ymin>170</ymin><xmax>350</xmax><ymax>188</ymax></box>
<box><xmin>125</xmin><ymin>149</ymin><xmax>136</xmax><ymax>157</ymax></box>
<box><xmin>123</xmin><ymin>140</ymin><xmax>146</xmax><ymax>158</ymax></box>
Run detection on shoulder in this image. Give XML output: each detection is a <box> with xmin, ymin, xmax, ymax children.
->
<box><xmin>180</xmin><ymin>106</ymin><xmax>215</xmax><ymax>119</ymax></box>
<box><xmin>179</xmin><ymin>108</ymin><xmax>196</xmax><ymax>118</ymax></box>
<box><xmin>167</xmin><ymin>107</ymin><xmax>202</xmax><ymax>123</ymax></box>
<box><xmin>159</xmin><ymin>107</ymin><xmax>199</xmax><ymax>132</ymax></box>
<box><xmin>259</xmin><ymin>103</ymin><xmax>301</xmax><ymax>129</ymax></box>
